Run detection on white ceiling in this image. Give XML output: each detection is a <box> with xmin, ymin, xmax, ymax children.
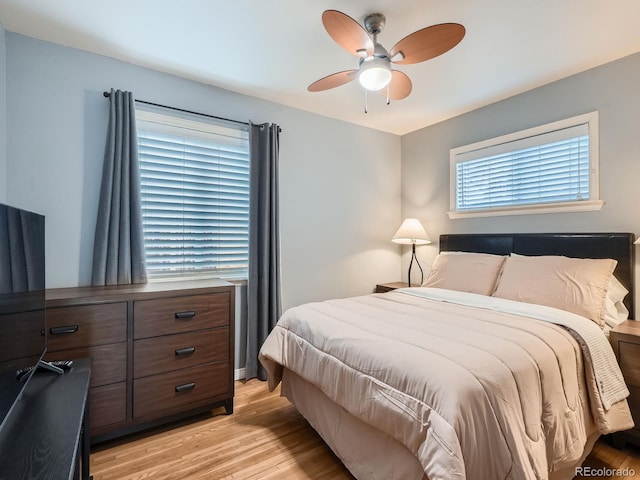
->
<box><xmin>1</xmin><ymin>0</ymin><xmax>640</xmax><ymax>135</ymax></box>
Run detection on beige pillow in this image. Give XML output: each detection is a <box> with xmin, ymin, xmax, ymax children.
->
<box><xmin>492</xmin><ymin>254</ymin><xmax>617</xmax><ymax>327</ymax></box>
<box><xmin>422</xmin><ymin>252</ymin><xmax>507</xmax><ymax>296</ymax></box>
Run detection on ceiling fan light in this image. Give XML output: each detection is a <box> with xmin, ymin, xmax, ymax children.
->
<box><xmin>358</xmin><ymin>58</ymin><xmax>392</xmax><ymax>91</ymax></box>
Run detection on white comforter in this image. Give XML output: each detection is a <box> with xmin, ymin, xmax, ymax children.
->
<box><xmin>259</xmin><ymin>288</ymin><xmax>633</xmax><ymax>480</ymax></box>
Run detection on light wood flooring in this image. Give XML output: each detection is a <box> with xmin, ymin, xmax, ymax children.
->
<box><xmin>90</xmin><ymin>379</ymin><xmax>640</xmax><ymax>479</ymax></box>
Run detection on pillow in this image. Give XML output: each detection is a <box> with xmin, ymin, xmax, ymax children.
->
<box><xmin>603</xmin><ymin>275</ymin><xmax>629</xmax><ymax>329</ymax></box>
<box><xmin>492</xmin><ymin>253</ymin><xmax>617</xmax><ymax>327</ymax></box>
<box><xmin>422</xmin><ymin>252</ymin><xmax>507</xmax><ymax>296</ymax></box>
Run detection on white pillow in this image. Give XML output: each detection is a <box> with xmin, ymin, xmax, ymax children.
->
<box><xmin>603</xmin><ymin>275</ymin><xmax>629</xmax><ymax>329</ymax></box>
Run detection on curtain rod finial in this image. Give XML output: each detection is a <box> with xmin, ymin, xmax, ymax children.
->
<box><xmin>103</xmin><ymin>91</ymin><xmax>110</xmax><ymax>97</ymax></box>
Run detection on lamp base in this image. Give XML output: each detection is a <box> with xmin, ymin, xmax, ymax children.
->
<box><xmin>407</xmin><ymin>243</ymin><xmax>424</xmax><ymax>287</ymax></box>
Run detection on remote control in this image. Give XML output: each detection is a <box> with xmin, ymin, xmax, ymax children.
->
<box><xmin>15</xmin><ymin>366</ymin><xmax>33</xmax><ymax>381</ymax></box>
<box><xmin>15</xmin><ymin>360</ymin><xmax>74</xmax><ymax>381</ymax></box>
<box><xmin>50</xmin><ymin>360</ymin><xmax>74</xmax><ymax>370</ymax></box>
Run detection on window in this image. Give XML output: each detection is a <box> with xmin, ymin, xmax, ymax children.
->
<box><xmin>449</xmin><ymin>112</ymin><xmax>602</xmax><ymax>218</ymax></box>
<box><xmin>136</xmin><ymin>108</ymin><xmax>250</xmax><ymax>280</ymax></box>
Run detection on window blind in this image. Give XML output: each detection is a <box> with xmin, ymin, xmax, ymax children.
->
<box><xmin>453</xmin><ymin>121</ymin><xmax>593</xmax><ymax>212</ymax></box>
<box><xmin>136</xmin><ymin>110</ymin><xmax>250</xmax><ymax>280</ymax></box>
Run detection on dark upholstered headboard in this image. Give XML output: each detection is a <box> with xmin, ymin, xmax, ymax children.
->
<box><xmin>439</xmin><ymin>233</ymin><xmax>635</xmax><ymax>318</ymax></box>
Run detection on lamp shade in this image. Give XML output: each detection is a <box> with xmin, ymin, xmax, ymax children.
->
<box><xmin>392</xmin><ymin>218</ymin><xmax>431</xmax><ymax>245</ymax></box>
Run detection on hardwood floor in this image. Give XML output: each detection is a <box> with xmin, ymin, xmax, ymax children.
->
<box><xmin>90</xmin><ymin>379</ymin><xmax>640</xmax><ymax>479</ymax></box>
<box><xmin>578</xmin><ymin>440</ymin><xmax>640</xmax><ymax>479</ymax></box>
<box><xmin>90</xmin><ymin>379</ymin><xmax>354</xmax><ymax>479</ymax></box>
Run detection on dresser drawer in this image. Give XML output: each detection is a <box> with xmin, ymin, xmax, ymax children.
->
<box><xmin>46</xmin><ymin>302</ymin><xmax>127</xmax><ymax>350</ymax></box>
<box><xmin>45</xmin><ymin>343</ymin><xmax>127</xmax><ymax>388</ymax></box>
<box><xmin>134</xmin><ymin>292</ymin><xmax>230</xmax><ymax>339</ymax></box>
<box><xmin>627</xmin><ymin>385</ymin><xmax>640</xmax><ymax>433</ymax></box>
<box><xmin>619</xmin><ymin>341</ymin><xmax>640</xmax><ymax>386</ymax></box>
<box><xmin>0</xmin><ymin>310</ymin><xmax>44</xmax><ymax>362</ymax></box>
<box><xmin>90</xmin><ymin>382</ymin><xmax>127</xmax><ymax>430</ymax></box>
<box><xmin>134</xmin><ymin>328</ymin><xmax>229</xmax><ymax>379</ymax></box>
<box><xmin>133</xmin><ymin>362</ymin><xmax>229</xmax><ymax>419</ymax></box>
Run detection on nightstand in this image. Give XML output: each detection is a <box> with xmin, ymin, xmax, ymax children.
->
<box><xmin>375</xmin><ymin>282</ymin><xmax>411</xmax><ymax>293</ymax></box>
<box><xmin>610</xmin><ymin>320</ymin><xmax>640</xmax><ymax>446</ymax></box>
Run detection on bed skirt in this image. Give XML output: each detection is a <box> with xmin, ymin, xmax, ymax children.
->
<box><xmin>281</xmin><ymin>368</ymin><xmax>600</xmax><ymax>480</ymax></box>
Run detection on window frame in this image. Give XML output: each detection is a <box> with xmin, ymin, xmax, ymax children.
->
<box><xmin>448</xmin><ymin>111</ymin><xmax>602</xmax><ymax>219</ymax></box>
<box><xmin>135</xmin><ymin>107</ymin><xmax>250</xmax><ymax>282</ymax></box>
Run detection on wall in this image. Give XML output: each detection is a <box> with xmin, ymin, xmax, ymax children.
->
<box><xmin>4</xmin><ymin>33</ymin><xmax>402</xmax><ymax>369</ymax></box>
<box><xmin>401</xmin><ymin>51</ymin><xmax>640</xmax><ymax>300</ymax></box>
<box><xmin>0</xmin><ymin>23</ymin><xmax>6</xmax><ymax>203</ymax></box>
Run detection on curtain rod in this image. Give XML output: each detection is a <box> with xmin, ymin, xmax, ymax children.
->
<box><xmin>103</xmin><ymin>91</ymin><xmax>250</xmax><ymax>127</ymax></box>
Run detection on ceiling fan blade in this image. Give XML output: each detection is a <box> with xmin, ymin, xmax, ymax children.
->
<box><xmin>390</xmin><ymin>23</ymin><xmax>465</xmax><ymax>65</ymax></box>
<box><xmin>308</xmin><ymin>70</ymin><xmax>358</xmax><ymax>92</ymax></box>
<box><xmin>384</xmin><ymin>70</ymin><xmax>412</xmax><ymax>100</ymax></box>
<box><xmin>322</xmin><ymin>10</ymin><xmax>374</xmax><ymax>57</ymax></box>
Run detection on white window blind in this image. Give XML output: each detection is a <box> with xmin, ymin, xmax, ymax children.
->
<box><xmin>449</xmin><ymin>112</ymin><xmax>601</xmax><ymax>218</ymax></box>
<box><xmin>136</xmin><ymin>109</ymin><xmax>250</xmax><ymax>280</ymax></box>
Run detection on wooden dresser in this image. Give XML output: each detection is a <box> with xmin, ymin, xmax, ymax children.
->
<box><xmin>45</xmin><ymin>280</ymin><xmax>235</xmax><ymax>443</ymax></box>
<box><xmin>610</xmin><ymin>320</ymin><xmax>640</xmax><ymax>446</ymax></box>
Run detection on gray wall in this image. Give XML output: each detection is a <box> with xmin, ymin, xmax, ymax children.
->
<box><xmin>4</xmin><ymin>33</ymin><xmax>402</xmax><ymax>370</ymax></box>
<box><xmin>401</xmin><ymin>52</ymin><xmax>640</xmax><ymax>304</ymax></box>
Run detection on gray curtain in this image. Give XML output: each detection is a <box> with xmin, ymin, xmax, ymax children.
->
<box><xmin>245</xmin><ymin>122</ymin><xmax>282</xmax><ymax>380</ymax></box>
<box><xmin>91</xmin><ymin>89</ymin><xmax>147</xmax><ymax>286</ymax></box>
<box><xmin>0</xmin><ymin>205</ymin><xmax>45</xmax><ymax>294</ymax></box>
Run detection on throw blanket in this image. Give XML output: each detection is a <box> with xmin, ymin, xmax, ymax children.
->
<box><xmin>259</xmin><ymin>288</ymin><xmax>633</xmax><ymax>480</ymax></box>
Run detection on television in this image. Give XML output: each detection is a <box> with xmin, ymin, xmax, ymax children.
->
<box><xmin>0</xmin><ymin>203</ymin><xmax>47</xmax><ymax>432</ymax></box>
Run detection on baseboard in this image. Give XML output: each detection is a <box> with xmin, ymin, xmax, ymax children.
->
<box><xmin>234</xmin><ymin>368</ymin><xmax>246</xmax><ymax>381</ymax></box>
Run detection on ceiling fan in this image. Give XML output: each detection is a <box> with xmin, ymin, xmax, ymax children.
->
<box><xmin>308</xmin><ymin>10</ymin><xmax>465</xmax><ymax>106</ymax></box>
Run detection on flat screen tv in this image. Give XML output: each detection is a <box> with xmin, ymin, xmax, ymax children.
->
<box><xmin>0</xmin><ymin>203</ymin><xmax>46</xmax><ymax>432</ymax></box>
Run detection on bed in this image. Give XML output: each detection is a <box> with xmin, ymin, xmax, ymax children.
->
<box><xmin>259</xmin><ymin>233</ymin><xmax>636</xmax><ymax>480</ymax></box>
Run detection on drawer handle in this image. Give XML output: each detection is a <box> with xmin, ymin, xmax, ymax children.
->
<box><xmin>50</xmin><ymin>325</ymin><xmax>79</xmax><ymax>335</ymax></box>
<box><xmin>174</xmin><ymin>311</ymin><xmax>196</xmax><ymax>320</ymax></box>
<box><xmin>175</xmin><ymin>347</ymin><xmax>196</xmax><ymax>356</ymax></box>
<box><xmin>175</xmin><ymin>382</ymin><xmax>196</xmax><ymax>393</ymax></box>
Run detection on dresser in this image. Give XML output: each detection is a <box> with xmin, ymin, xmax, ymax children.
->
<box><xmin>610</xmin><ymin>320</ymin><xmax>640</xmax><ymax>447</ymax></box>
<box><xmin>46</xmin><ymin>280</ymin><xmax>235</xmax><ymax>443</ymax></box>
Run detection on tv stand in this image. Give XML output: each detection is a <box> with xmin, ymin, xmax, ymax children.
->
<box><xmin>0</xmin><ymin>357</ymin><xmax>91</xmax><ymax>479</ymax></box>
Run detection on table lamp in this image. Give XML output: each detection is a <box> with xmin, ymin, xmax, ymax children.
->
<box><xmin>392</xmin><ymin>218</ymin><xmax>431</xmax><ymax>287</ymax></box>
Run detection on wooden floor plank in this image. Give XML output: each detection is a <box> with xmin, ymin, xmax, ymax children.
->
<box><xmin>90</xmin><ymin>379</ymin><xmax>640</xmax><ymax>479</ymax></box>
